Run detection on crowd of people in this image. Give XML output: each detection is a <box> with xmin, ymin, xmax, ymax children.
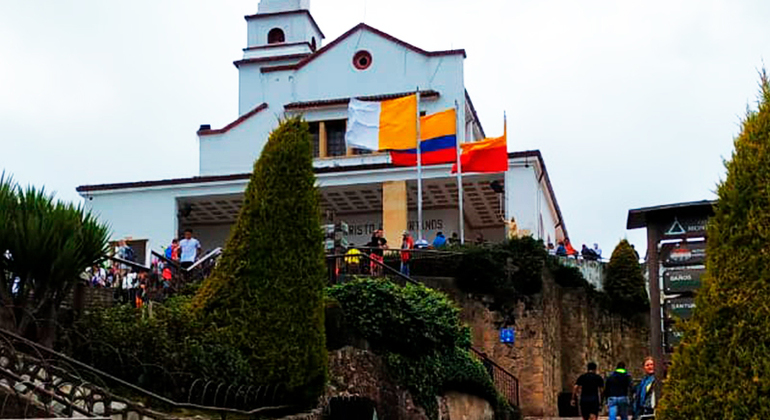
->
<box><xmin>548</xmin><ymin>239</ymin><xmax>604</xmax><ymax>261</ymax></box>
<box><xmin>83</xmin><ymin>229</ymin><xmax>204</xmax><ymax>307</ymax></box>
<box><xmin>572</xmin><ymin>357</ymin><xmax>657</xmax><ymax>420</ymax></box>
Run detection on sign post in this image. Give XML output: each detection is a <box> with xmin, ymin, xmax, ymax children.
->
<box><xmin>626</xmin><ymin>200</ymin><xmax>715</xmax><ymax>398</ymax></box>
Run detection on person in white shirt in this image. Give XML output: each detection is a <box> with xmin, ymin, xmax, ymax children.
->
<box><xmin>179</xmin><ymin>229</ymin><xmax>201</xmax><ymax>269</ymax></box>
<box><xmin>592</xmin><ymin>243</ymin><xmax>602</xmax><ymax>260</ymax></box>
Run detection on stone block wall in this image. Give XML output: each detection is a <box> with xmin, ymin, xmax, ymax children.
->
<box><xmin>415</xmin><ymin>273</ymin><xmax>649</xmax><ymax>417</ymax></box>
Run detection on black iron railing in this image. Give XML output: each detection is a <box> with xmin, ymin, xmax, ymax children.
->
<box><xmin>0</xmin><ymin>328</ymin><xmax>293</xmax><ymax>418</ymax></box>
<box><xmin>469</xmin><ymin>347</ymin><xmax>520</xmax><ymax>408</ymax></box>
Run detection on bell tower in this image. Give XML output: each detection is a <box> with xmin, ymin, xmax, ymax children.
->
<box><xmin>237</xmin><ymin>0</ymin><xmax>325</xmax><ymax>113</ymax></box>
<box><xmin>242</xmin><ymin>0</ymin><xmax>324</xmax><ymax>60</ymax></box>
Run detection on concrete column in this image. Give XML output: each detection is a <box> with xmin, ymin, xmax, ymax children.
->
<box><xmin>382</xmin><ymin>180</ymin><xmax>407</xmax><ymax>245</ymax></box>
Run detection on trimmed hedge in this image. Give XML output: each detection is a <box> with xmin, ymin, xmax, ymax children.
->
<box><xmin>658</xmin><ymin>74</ymin><xmax>770</xmax><ymax>419</ymax></box>
<box><xmin>603</xmin><ymin>239</ymin><xmax>648</xmax><ymax>316</ymax></box>
<box><xmin>328</xmin><ymin>278</ymin><xmax>516</xmax><ymax>420</ymax></box>
<box><xmin>192</xmin><ymin>117</ymin><xmax>327</xmax><ymax>404</ymax></box>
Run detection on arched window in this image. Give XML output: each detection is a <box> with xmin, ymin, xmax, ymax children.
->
<box><xmin>267</xmin><ymin>28</ymin><xmax>285</xmax><ymax>44</ymax></box>
<box><xmin>311</xmin><ymin>37</ymin><xmax>317</xmax><ymax>52</ymax></box>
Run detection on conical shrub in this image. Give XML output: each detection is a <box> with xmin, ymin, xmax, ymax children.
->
<box><xmin>603</xmin><ymin>239</ymin><xmax>648</xmax><ymax>316</ymax></box>
<box><xmin>658</xmin><ymin>73</ymin><xmax>770</xmax><ymax>419</ymax></box>
<box><xmin>193</xmin><ymin>117</ymin><xmax>327</xmax><ymax>404</ymax></box>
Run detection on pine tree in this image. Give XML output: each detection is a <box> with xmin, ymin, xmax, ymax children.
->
<box><xmin>193</xmin><ymin>117</ymin><xmax>327</xmax><ymax>404</ymax></box>
<box><xmin>658</xmin><ymin>73</ymin><xmax>770</xmax><ymax>419</ymax></box>
<box><xmin>603</xmin><ymin>239</ymin><xmax>649</xmax><ymax>316</ymax></box>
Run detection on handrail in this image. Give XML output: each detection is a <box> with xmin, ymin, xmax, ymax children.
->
<box><xmin>108</xmin><ymin>256</ymin><xmax>151</xmax><ymax>272</ymax></box>
<box><xmin>326</xmin><ymin>253</ymin><xmax>418</xmax><ymax>285</ymax></box>
<box><xmin>0</xmin><ymin>327</ymin><xmax>293</xmax><ymax>416</ymax></box>
<box><xmin>150</xmin><ymin>248</ymin><xmax>222</xmax><ymax>273</ymax></box>
<box><xmin>469</xmin><ymin>347</ymin><xmax>520</xmax><ymax>407</ymax></box>
<box><xmin>187</xmin><ymin>247</ymin><xmax>222</xmax><ymax>271</ymax></box>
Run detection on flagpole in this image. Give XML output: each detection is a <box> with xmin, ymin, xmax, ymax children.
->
<box><xmin>454</xmin><ymin>100</ymin><xmax>465</xmax><ymax>245</ymax></box>
<box><xmin>416</xmin><ymin>88</ymin><xmax>423</xmax><ymax>241</ymax></box>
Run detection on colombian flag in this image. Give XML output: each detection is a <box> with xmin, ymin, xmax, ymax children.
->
<box><xmin>390</xmin><ymin>109</ymin><xmax>457</xmax><ymax>166</ymax></box>
<box><xmin>452</xmin><ymin>123</ymin><xmax>508</xmax><ymax>173</ymax></box>
<box><xmin>345</xmin><ymin>94</ymin><xmax>417</xmax><ymax>151</ymax></box>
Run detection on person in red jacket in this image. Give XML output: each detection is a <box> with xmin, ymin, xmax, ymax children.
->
<box><xmin>400</xmin><ymin>231</ymin><xmax>414</xmax><ymax>276</ymax></box>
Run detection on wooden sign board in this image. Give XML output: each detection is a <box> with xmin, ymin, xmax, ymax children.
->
<box><xmin>665</xmin><ymin>296</ymin><xmax>696</xmax><ymax>320</ymax></box>
<box><xmin>663</xmin><ymin>268</ymin><xmax>705</xmax><ymax>294</ymax></box>
<box><xmin>660</xmin><ymin>241</ymin><xmax>706</xmax><ymax>267</ymax></box>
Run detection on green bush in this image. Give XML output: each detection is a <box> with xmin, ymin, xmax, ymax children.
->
<box><xmin>63</xmin><ymin>297</ymin><xmax>254</xmax><ymax>398</ymax></box>
<box><xmin>658</xmin><ymin>74</ymin><xmax>770</xmax><ymax>418</ymax></box>
<box><xmin>327</xmin><ymin>278</ymin><xmax>470</xmax><ymax>355</ymax></box>
<box><xmin>329</xmin><ymin>278</ymin><xmax>510</xmax><ymax>419</ymax></box>
<box><xmin>455</xmin><ymin>237</ymin><xmax>546</xmax><ymax>299</ymax></box>
<box><xmin>603</xmin><ymin>239</ymin><xmax>649</xmax><ymax>316</ymax></box>
<box><xmin>192</xmin><ymin>117</ymin><xmax>327</xmax><ymax>404</ymax></box>
<box><xmin>546</xmin><ymin>257</ymin><xmax>590</xmax><ymax>288</ymax></box>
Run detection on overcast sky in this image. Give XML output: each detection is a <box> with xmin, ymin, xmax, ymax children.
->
<box><xmin>2</xmin><ymin>0</ymin><xmax>769</xmax><ymax>253</ymax></box>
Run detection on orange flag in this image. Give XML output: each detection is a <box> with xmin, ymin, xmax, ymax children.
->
<box><xmin>452</xmin><ymin>126</ymin><xmax>508</xmax><ymax>174</ymax></box>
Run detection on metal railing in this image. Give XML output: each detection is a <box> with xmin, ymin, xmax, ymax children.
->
<box><xmin>469</xmin><ymin>347</ymin><xmax>520</xmax><ymax>408</ymax></box>
<box><xmin>0</xmin><ymin>327</ymin><xmax>294</xmax><ymax>419</ymax></box>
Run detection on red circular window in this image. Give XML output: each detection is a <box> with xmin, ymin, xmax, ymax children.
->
<box><xmin>353</xmin><ymin>51</ymin><xmax>372</xmax><ymax>70</ymax></box>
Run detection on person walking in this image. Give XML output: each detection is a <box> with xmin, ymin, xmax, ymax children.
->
<box><xmin>633</xmin><ymin>357</ymin><xmax>656</xmax><ymax>419</ymax></box>
<box><xmin>178</xmin><ymin>229</ymin><xmax>201</xmax><ymax>270</ymax></box>
<box><xmin>605</xmin><ymin>362</ymin><xmax>633</xmax><ymax>420</ymax></box>
<box><xmin>400</xmin><ymin>231</ymin><xmax>414</xmax><ymax>276</ymax></box>
<box><xmin>572</xmin><ymin>362</ymin><xmax>604</xmax><ymax>420</ymax></box>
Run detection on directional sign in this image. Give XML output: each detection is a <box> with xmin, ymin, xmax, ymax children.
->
<box><xmin>660</xmin><ymin>241</ymin><xmax>706</xmax><ymax>267</ymax></box>
<box><xmin>663</xmin><ymin>268</ymin><xmax>705</xmax><ymax>294</ymax></box>
<box><xmin>666</xmin><ymin>328</ymin><xmax>684</xmax><ymax>350</ymax></box>
<box><xmin>665</xmin><ymin>297</ymin><xmax>696</xmax><ymax>320</ymax></box>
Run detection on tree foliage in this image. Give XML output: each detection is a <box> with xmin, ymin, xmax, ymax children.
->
<box><xmin>603</xmin><ymin>239</ymin><xmax>648</xmax><ymax>316</ymax></box>
<box><xmin>0</xmin><ymin>172</ymin><xmax>110</xmax><ymax>345</ymax></box>
<box><xmin>192</xmin><ymin>117</ymin><xmax>327</xmax><ymax>404</ymax></box>
<box><xmin>658</xmin><ymin>73</ymin><xmax>770</xmax><ymax>419</ymax></box>
<box><xmin>328</xmin><ymin>278</ymin><xmax>516</xmax><ymax>420</ymax></box>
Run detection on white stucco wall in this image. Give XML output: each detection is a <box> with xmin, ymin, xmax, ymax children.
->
<box><xmin>198</xmin><ymin>108</ymin><xmax>278</xmax><ymax>177</ymax></box>
<box><xmin>504</xmin><ymin>161</ymin><xmax>561</xmax><ymax>244</ymax></box>
<box><xmin>82</xmin><ymin>180</ymin><xmax>248</xmax><ymax>264</ymax></box>
<box><xmin>210</xmin><ymin>26</ymin><xmax>465</xmax><ymax>176</ymax></box>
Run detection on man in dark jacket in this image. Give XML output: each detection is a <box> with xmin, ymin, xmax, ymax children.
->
<box><xmin>605</xmin><ymin>362</ymin><xmax>633</xmax><ymax>420</ymax></box>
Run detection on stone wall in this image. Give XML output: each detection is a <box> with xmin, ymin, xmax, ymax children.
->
<box><xmin>439</xmin><ymin>391</ymin><xmax>494</xmax><ymax>420</ymax></box>
<box><xmin>325</xmin><ymin>346</ymin><xmax>499</xmax><ymax>420</ymax></box>
<box><xmin>415</xmin><ymin>273</ymin><xmax>649</xmax><ymax>417</ymax></box>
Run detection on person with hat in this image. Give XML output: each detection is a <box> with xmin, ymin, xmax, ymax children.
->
<box><xmin>400</xmin><ymin>231</ymin><xmax>414</xmax><ymax>276</ymax></box>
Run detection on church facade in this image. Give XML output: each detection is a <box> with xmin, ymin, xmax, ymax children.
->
<box><xmin>77</xmin><ymin>0</ymin><xmax>568</xmax><ymax>263</ymax></box>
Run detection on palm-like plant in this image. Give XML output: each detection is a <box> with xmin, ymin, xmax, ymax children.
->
<box><xmin>0</xmin><ymin>173</ymin><xmax>110</xmax><ymax>345</ymax></box>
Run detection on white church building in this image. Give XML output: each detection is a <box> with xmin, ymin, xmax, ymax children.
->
<box><xmin>77</xmin><ymin>0</ymin><xmax>569</xmax><ymax>264</ymax></box>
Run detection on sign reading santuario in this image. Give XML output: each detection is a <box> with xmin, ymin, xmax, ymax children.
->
<box><xmin>663</xmin><ymin>268</ymin><xmax>705</xmax><ymax>294</ymax></box>
<box><xmin>660</xmin><ymin>241</ymin><xmax>707</xmax><ymax>267</ymax></box>
<box><xmin>665</xmin><ymin>297</ymin><xmax>696</xmax><ymax>320</ymax></box>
